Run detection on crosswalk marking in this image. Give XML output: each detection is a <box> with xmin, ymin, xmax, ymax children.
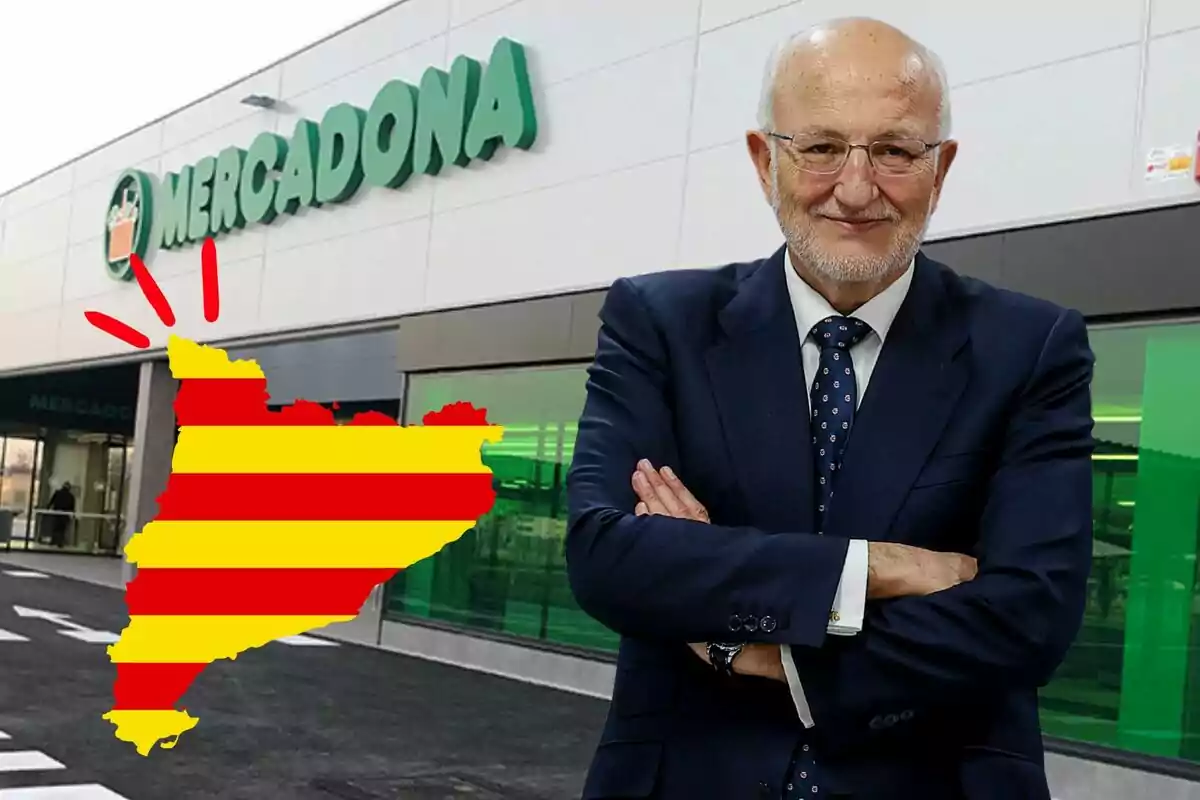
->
<box><xmin>0</xmin><ymin>751</ymin><xmax>65</xmax><ymax>772</ymax></box>
<box><xmin>1</xmin><ymin>571</ymin><xmax>49</xmax><ymax>579</ymax></box>
<box><xmin>0</xmin><ymin>786</ymin><xmax>129</xmax><ymax>799</ymax></box>
<box><xmin>0</xmin><ymin>630</ymin><xmax>29</xmax><ymax>643</ymax></box>
<box><xmin>275</xmin><ymin>634</ymin><xmax>339</xmax><ymax>647</ymax></box>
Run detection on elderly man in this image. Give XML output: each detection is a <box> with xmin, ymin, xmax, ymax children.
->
<box><xmin>565</xmin><ymin>16</ymin><xmax>1094</xmax><ymax>800</ymax></box>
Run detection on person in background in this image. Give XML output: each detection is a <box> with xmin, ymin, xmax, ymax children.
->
<box><xmin>45</xmin><ymin>480</ymin><xmax>76</xmax><ymax>548</ymax></box>
<box><xmin>565</xmin><ymin>16</ymin><xmax>1094</xmax><ymax>800</ymax></box>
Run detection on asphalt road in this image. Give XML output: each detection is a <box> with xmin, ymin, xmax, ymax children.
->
<box><xmin>0</xmin><ymin>567</ymin><xmax>607</xmax><ymax>799</ymax></box>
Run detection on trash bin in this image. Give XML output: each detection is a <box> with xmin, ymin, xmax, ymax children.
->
<box><xmin>0</xmin><ymin>510</ymin><xmax>13</xmax><ymax>545</ymax></box>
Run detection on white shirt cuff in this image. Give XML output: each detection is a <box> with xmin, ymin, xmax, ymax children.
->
<box><xmin>781</xmin><ymin>644</ymin><xmax>815</xmax><ymax>728</ymax></box>
<box><xmin>828</xmin><ymin>538</ymin><xmax>868</xmax><ymax>636</ymax></box>
<box><xmin>781</xmin><ymin>540</ymin><xmax>869</xmax><ymax>728</ymax></box>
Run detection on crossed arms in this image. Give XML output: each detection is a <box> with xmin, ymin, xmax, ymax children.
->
<box><xmin>564</xmin><ymin>278</ymin><xmax>1095</xmax><ymax>733</ymax></box>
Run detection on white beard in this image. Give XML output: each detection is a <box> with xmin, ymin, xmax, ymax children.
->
<box><xmin>769</xmin><ymin>157</ymin><xmax>933</xmax><ymax>285</ymax></box>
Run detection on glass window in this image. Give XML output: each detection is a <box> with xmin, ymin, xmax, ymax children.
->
<box><xmin>1040</xmin><ymin>321</ymin><xmax>1200</xmax><ymax>763</ymax></box>
<box><xmin>384</xmin><ymin>365</ymin><xmax>618</xmax><ymax>652</ymax></box>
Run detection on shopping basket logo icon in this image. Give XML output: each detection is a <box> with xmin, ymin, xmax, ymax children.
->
<box><xmin>104</xmin><ymin>169</ymin><xmax>155</xmax><ymax>282</ymax></box>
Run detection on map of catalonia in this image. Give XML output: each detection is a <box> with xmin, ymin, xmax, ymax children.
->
<box><xmin>103</xmin><ymin>335</ymin><xmax>503</xmax><ymax>756</ymax></box>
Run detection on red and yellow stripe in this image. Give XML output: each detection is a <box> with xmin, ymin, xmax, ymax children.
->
<box><xmin>104</xmin><ymin>335</ymin><xmax>501</xmax><ymax>756</ymax></box>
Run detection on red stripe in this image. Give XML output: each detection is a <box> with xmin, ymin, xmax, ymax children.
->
<box><xmin>201</xmin><ymin>237</ymin><xmax>220</xmax><ymax>323</ymax></box>
<box><xmin>154</xmin><ymin>473</ymin><xmax>495</xmax><ymax>521</ymax></box>
<box><xmin>125</xmin><ymin>568</ymin><xmax>397</xmax><ymax>615</ymax></box>
<box><xmin>84</xmin><ymin>310</ymin><xmax>150</xmax><ymax>349</ymax></box>
<box><xmin>112</xmin><ymin>663</ymin><xmax>206</xmax><ymax>710</ymax></box>
<box><xmin>131</xmin><ymin>253</ymin><xmax>176</xmax><ymax>327</ymax></box>
<box><xmin>175</xmin><ymin>380</ymin><xmax>486</xmax><ymax>427</ymax></box>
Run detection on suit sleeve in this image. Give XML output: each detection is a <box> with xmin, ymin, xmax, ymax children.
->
<box><xmin>565</xmin><ymin>277</ymin><xmax>852</xmax><ymax>647</ymax></box>
<box><xmin>793</xmin><ymin>307</ymin><xmax>1095</xmax><ymax>738</ymax></box>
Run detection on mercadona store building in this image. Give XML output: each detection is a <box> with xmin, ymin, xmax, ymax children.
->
<box><xmin>2</xmin><ymin>2</ymin><xmax>1200</xmax><ymax>795</ymax></box>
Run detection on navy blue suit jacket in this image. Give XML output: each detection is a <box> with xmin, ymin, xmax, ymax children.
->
<box><xmin>565</xmin><ymin>247</ymin><xmax>1095</xmax><ymax>799</ymax></box>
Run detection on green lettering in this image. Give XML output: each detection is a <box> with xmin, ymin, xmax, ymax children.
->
<box><xmin>414</xmin><ymin>56</ymin><xmax>482</xmax><ymax>175</ymax></box>
<box><xmin>212</xmin><ymin>146</ymin><xmax>247</xmax><ymax>233</ymax></box>
<box><xmin>274</xmin><ymin>119</ymin><xmax>321</xmax><ymax>216</ymax></box>
<box><xmin>159</xmin><ymin>168</ymin><xmax>192</xmax><ymax>248</ymax></box>
<box><xmin>362</xmin><ymin>80</ymin><xmax>419</xmax><ymax>189</ymax></box>
<box><xmin>240</xmin><ymin>132</ymin><xmax>287</xmax><ymax>225</ymax></box>
<box><xmin>465</xmin><ymin>38</ymin><xmax>538</xmax><ymax>160</ymax></box>
<box><xmin>316</xmin><ymin>104</ymin><xmax>367</xmax><ymax>204</ymax></box>
<box><xmin>187</xmin><ymin>156</ymin><xmax>216</xmax><ymax>241</ymax></box>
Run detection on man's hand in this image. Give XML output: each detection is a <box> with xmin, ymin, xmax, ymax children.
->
<box><xmin>632</xmin><ymin>459</ymin><xmax>710</xmax><ymax>522</ymax></box>
<box><xmin>632</xmin><ymin>460</ymin><xmax>785</xmax><ymax>683</ymax></box>
<box><xmin>867</xmin><ymin>541</ymin><xmax>978</xmax><ymax>599</ymax></box>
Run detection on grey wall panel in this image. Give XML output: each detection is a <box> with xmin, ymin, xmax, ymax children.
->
<box><xmin>227</xmin><ymin>328</ymin><xmax>401</xmax><ymax>404</ymax></box>
<box><xmin>923</xmin><ymin>234</ymin><xmax>1006</xmax><ymax>285</ymax></box>
<box><xmin>930</xmin><ymin>200</ymin><xmax>1200</xmax><ymax>318</ymax></box>
<box><xmin>396</xmin><ymin>294</ymin><xmax>588</xmax><ymax>373</ymax></box>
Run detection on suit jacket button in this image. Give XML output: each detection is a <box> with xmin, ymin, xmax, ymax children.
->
<box><xmin>743</xmin><ymin>614</ymin><xmax>759</xmax><ymax>632</ymax></box>
<box><xmin>869</xmin><ymin>715</ymin><xmax>886</xmax><ymax>730</ymax></box>
<box><xmin>728</xmin><ymin>613</ymin><xmax>742</xmax><ymax>632</ymax></box>
<box><xmin>760</xmin><ymin>615</ymin><xmax>777</xmax><ymax>633</ymax></box>
<box><xmin>900</xmin><ymin>709</ymin><xmax>915</xmax><ymax>722</ymax></box>
<box><xmin>884</xmin><ymin>714</ymin><xmax>898</xmax><ymax>727</ymax></box>
<box><xmin>757</xmin><ymin>782</ymin><xmax>772</xmax><ymax>797</ymax></box>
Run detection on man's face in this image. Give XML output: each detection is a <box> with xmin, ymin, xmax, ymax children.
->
<box><xmin>749</xmin><ymin>43</ymin><xmax>957</xmax><ymax>285</ymax></box>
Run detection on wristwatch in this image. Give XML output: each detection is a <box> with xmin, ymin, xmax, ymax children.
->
<box><xmin>707</xmin><ymin>642</ymin><xmax>745</xmax><ymax>677</ymax></box>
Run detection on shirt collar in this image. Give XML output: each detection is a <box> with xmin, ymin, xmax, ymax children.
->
<box><xmin>783</xmin><ymin>249</ymin><xmax>915</xmax><ymax>344</ymax></box>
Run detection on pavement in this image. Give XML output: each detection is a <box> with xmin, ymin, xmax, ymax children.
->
<box><xmin>0</xmin><ymin>564</ymin><xmax>608</xmax><ymax>799</ymax></box>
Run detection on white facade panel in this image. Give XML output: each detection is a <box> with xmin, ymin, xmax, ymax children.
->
<box><xmin>931</xmin><ymin>46</ymin><xmax>1145</xmax><ymax>237</ymax></box>
<box><xmin>279</xmin><ymin>0</ymin><xmax>450</xmax><ymax>98</ymax></box>
<box><xmin>678</xmin><ymin>141</ymin><xmax>779</xmax><ymax>270</ymax></box>
<box><xmin>449</xmin><ymin>0</ymin><xmax>519</xmax><ymax>28</ymax></box>
<box><xmin>1150</xmin><ymin>0</ymin><xmax>1200</xmax><ymax>37</ymax></box>
<box><xmin>0</xmin><ymin>166</ymin><xmax>73</xmax><ymax>220</ymax></box>
<box><xmin>1</xmin><ymin>197</ymin><xmax>71</xmax><ymax>267</ymax></box>
<box><xmin>431</xmin><ymin>39</ymin><xmax>696</xmax><ymax>214</ymax></box>
<box><xmin>261</xmin><ymin>216</ymin><xmax>431</xmax><ymax>329</ymax></box>
<box><xmin>425</xmin><ymin>157</ymin><xmax>686</xmax><ymax>308</ymax></box>
<box><xmin>1</xmin><ymin>0</ymin><xmax>1198</xmax><ymax>372</ymax></box>
<box><xmin>0</xmin><ymin>251</ymin><xmax>65</xmax><ymax>315</ymax></box>
<box><xmin>445</xmin><ymin>0</ymin><xmax>699</xmax><ymax>88</ymax></box>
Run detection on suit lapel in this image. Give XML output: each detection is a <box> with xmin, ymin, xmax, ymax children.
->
<box><xmin>705</xmin><ymin>247</ymin><xmax>816</xmax><ymax>532</ymax></box>
<box><xmin>823</xmin><ymin>253</ymin><xmax>971</xmax><ymax>542</ymax></box>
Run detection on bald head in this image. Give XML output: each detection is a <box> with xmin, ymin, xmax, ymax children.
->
<box><xmin>757</xmin><ymin>17</ymin><xmax>951</xmax><ymax>139</ymax></box>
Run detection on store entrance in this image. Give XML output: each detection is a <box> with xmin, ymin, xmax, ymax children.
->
<box><xmin>0</xmin><ymin>362</ymin><xmax>139</xmax><ymax>557</ymax></box>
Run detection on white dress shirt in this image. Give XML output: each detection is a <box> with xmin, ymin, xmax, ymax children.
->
<box><xmin>778</xmin><ymin>250</ymin><xmax>916</xmax><ymax>727</ymax></box>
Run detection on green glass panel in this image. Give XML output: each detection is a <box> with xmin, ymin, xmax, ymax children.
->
<box><xmin>383</xmin><ymin>364</ymin><xmax>618</xmax><ymax>653</ymax></box>
<box><xmin>1040</xmin><ymin>322</ymin><xmax>1200</xmax><ymax>763</ymax></box>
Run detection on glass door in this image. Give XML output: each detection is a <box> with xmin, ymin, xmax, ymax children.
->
<box><xmin>1</xmin><ymin>436</ymin><xmax>44</xmax><ymax>551</ymax></box>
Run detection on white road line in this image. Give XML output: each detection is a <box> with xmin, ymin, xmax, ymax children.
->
<box><xmin>0</xmin><ymin>731</ymin><xmax>9</xmax><ymax>740</ymax></box>
<box><xmin>59</xmin><ymin>630</ymin><xmax>120</xmax><ymax>644</ymax></box>
<box><xmin>1</xmin><ymin>571</ymin><xmax>48</xmax><ymax>579</ymax></box>
<box><xmin>0</xmin><ymin>786</ymin><xmax>129</xmax><ymax>799</ymax></box>
<box><xmin>275</xmin><ymin>634</ymin><xmax>339</xmax><ymax>647</ymax></box>
<box><xmin>0</xmin><ymin>629</ymin><xmax>29</xmax><ymax>642</ymax></box>
<box><xmin>0</xmin><ymin>751</ymin><xmax>65</xmax><ymax>772</ymax></box>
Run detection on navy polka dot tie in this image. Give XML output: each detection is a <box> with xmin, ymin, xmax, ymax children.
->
<box><xmin>783</xmin><ymin>315</ymin><xmax>870</xmax><ymax>800</ymax></box>
<box><xmin>809</xmin><ymin>315</ymin><xmax>871</xmax><ymax>530</ymax></box>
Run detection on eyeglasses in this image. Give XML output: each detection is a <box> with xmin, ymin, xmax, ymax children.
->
<box><xmin>765</xmin><ymin>132</ymin><xmax>944</xmax><ymax>176</ymax></box>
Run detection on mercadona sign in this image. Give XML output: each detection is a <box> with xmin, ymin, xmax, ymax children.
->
<box><xmin>104</xmin><ymin>37</ymin><xmax>537</xmax><ymax>281</ymax></box>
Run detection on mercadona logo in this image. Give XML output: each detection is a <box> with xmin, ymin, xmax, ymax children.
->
<box><xmin>105</xmin><ymin>169</ymin><xmax>155</xmax><ymax>281</ymax></box>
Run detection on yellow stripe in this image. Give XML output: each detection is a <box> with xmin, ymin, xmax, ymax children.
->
<box><xmin>171</xmin><ymin>425</ymin><xmax>502</xmax><ymax>473</ymax></box>
<box><xmin>125</xmin><ymin>520</ymin><xmax>478</xmax><ymax>568</ymax></box>
<box><xmin>102</xmin><ymin>710</ymin><xmax>199</xmax><ymax>757</ymax></box>
<box><xmin>167</xmin><ymin>335</ymin><xmax>265</xmax><ymax>379</ymax></box>
<box><xmin>108</xmin><ymin>615</ymin><xmax>353</xmax><ymax>663</ymax></box>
